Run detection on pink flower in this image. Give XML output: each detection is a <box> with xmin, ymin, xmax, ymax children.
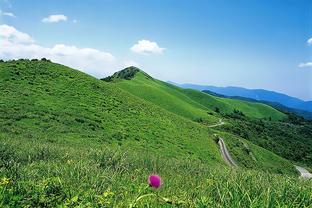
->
<box><xmin>148</xmin><ymin>174</ymin><xmax>162</xmax><ymax>188</ymax></box>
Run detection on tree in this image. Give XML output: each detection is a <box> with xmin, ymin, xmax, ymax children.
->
<box><xmin>214</xmin><ymin>107</ymin><xmax>220</xmax><ymax>113</ymax></box>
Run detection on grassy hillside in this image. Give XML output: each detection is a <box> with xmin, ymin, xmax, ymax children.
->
<box><xmin>105</xmin><ymin>67</ymin><xmax>312</xmax><ymax>168</ymax></box>
<box><xmin>213</xmin><ymin>131</ymin><xmax>296</xmax><ymax>174</ymax></box>
<box><xmin>102</xmin><ymin>67</ymin><xmax>300</xmax><ymax>174</ymax></box>
<box><xmin>107</xmin><ymin>67</ymin><xmax>286</xmax><ymax>122</ymax></box>
<box><xmin>182</xmin><ymin>89</ymin><xmax>286</xmax><ymax>120</ymax></box>
<box><xmin>218</xmin><ymin>116</ymin><xmax>312</xmax><ymax>166</ymax></box>
<box><xmin>1</xmin><ymin>137</ymin><xmax>311</xmax><ymax>207</ymax></box>
<box><xmin>0</xmin><ymin>60</ymin><xmax>223</xmax><ymax>166</ymax></box>
<box><xmin>1</xmin><ymin>60</ymin><xmax>311</xmax><ymax>207</ymax></box>
<box><xmin>203</xmin><ymin>89</ymin><xmax>312</xmax><ymax>120</ymax></box>
<box><xmin>105</xmin><ymin>69</ymin><xmax>220</xmax><ymax>125</ymax></box>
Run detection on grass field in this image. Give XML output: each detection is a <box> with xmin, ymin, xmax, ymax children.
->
<box><xmin>214</xmin><ymin>131</ymin><xmax>297</xmax><ymax>175</ymax></box>
<box><xmin>181</xmin><ymin>89</ymin><xmax>286</xmax><ymax>120</ymax></box>
<box><xmin>0</xmin><ymin>60</ymin><xmax>311</xmax><ymax>207</ymax></box>
<box><xmin>111</xmin><ymin>71</ymin><xmax>220</xmax><ymax>125</ymax></box>
<box><xmin>1</xmin><ymin>137</ymin><xmax>312</xmax><ymax>207</ymax></box>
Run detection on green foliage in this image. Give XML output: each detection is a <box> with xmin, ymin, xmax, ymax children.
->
<box><xmin>218</xmin><ymin>116</ymin><xmax>312</xmax><ymax>166</ymax></box>
<box><xmin>102</xmin><ymin>66</ymin><xmax>150</xmax><ymax>82</ymax></box>
<box><xmin>112</xmin><ymin>71</ymin><xmax>286</xmax><ymax>125</ymax></box>
<box><xmin>0</xmin><ymin>60</ymin><xmax>223</xmax><ymax>167</ymax></box>
<box><xmin>0</xmin><ymin>60</ymin><xmax>311</xmax><ymax>206</ymax></box>
<box><xmin>112</xmin><ymin>71</ymin><xmax>220</xmax><ymax>125</ymax></box>
<box><xmin>182</xmin><ymin>89</ymin><xmax>286</xmax><ymax>120</ymax></box>
<box><xmin>106</xmin><ymin>67</ymin><xmax>307</xmax><ymax>169</ymax></box>
<box><xmin>214</xmin><ymin>107</ymin><xmax>220</xmax><ymax>113</ymax></box>
<box><xmin>0</xmin><ymin>138</ymin><xmax>311</xmax><ymax>207</ymax></box>
<box><xmin>215</xmin><ymin>132</ymin><xmax>297</xmax><ymax>175</ymax></box>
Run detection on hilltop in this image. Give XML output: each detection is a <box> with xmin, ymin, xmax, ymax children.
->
<box><xmin>101</xmin><ymin>66</ymin><xmax>148</xmax><ymax>81</ymax></box>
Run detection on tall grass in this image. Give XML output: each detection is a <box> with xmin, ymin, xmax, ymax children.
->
<box><xmin>0</xmin><ymin>139</ymin><xmax>311</xmax><ymax>207</ymax></box>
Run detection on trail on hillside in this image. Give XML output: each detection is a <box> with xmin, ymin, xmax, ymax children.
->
<box><xmin>209</xmin><ymin>120</ymin><xmax>236</xmax><ymax>167</ymax></box>
<box><xmin>218</xmin><ymin>137</ymin><xmax>237</xmax><ymax>167</ymax></box>
<box><xmin>208</xmin><ymin>119</ymin><xmax>225</xmax><ymax>128</ymax></box>
<box><xmin>295</xmin><ymin>166</ymin><xmax>312</xmax><ymax>179</ymax></box>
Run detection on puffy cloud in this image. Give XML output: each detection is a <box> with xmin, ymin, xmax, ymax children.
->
<box><xmin>131</xmin><ymin>39</ymin><xmax>165</xmax><ymax>54</ymax></box>
<box><xmin>0</xmin><ymin>24</ymin><xmax>34</xmax><ymax>43</ymax></box>
<box><xmin>42</xmin><ymin>14</ymin><xmax>67</xmax><ymax>23</ymax></box>
<box><xmin>307</xmin><ymin>37</ymin><xmax>312</xmax><ymax>45</ymax></box>
<box><xmin>298</xmin><ymin>62</ymin><xmax>312</xmax><ymax>68</ymax></box>
<box><xmin>0</xmin><ymin>11</ymin><xmax>16</xmax><ymax>17</ymax></box>
<box><xmin>0</xmin><ymin>24</ymin><xmax>118</xmax><ymax>77</ymax></box>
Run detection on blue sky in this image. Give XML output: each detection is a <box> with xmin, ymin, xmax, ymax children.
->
<box><xmin>0</xmin><ymin>0</ymin><xmax>311</xmax><ymax>100</ymax></box>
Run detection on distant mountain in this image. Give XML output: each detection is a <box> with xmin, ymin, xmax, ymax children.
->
<box><xmin>203</xmin><ymin>90</ymin><xmax>312</xmax><ymax>120</ymax></box>
<box><xmin>171</xmin><ymin>83</ymin><xmax>312</xmax><ymax>113</ymax></box>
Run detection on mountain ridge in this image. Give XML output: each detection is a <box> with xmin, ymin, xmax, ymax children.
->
<box><xmin>203</xmin><ymin>89</ymin><xmax>312</xmax><ymax>120</ymax></box>
<box><xmin>170</xmin><ymin>82</ymin><xmax>312</xmax><ymax>113</ymax></box>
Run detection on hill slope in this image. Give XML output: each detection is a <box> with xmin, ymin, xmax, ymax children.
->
<box><xmin>182</xmin><ymin>89</ymin><xmax>286</xmax><ymax>120</ymax></box>
<box><xmin>1</xmin><ymin>60</ymin><xmax>310</xmax><ymax>207</ymax></box>
<box><xmin>0</xmin><ymin>61</ymin><xmax>295</xmax><ymax>173</ymax></box>
<box><xmin>0</xmin><ymin>60</ymin><xmax>223</xmax><ymax>166</ymax></box>
<box><xmin>104</xmin><ymin>67</ymin><xmax>312</xmax><ymax>168</ymax></box>
<box><xmin>203</xmin><ymin>89</ymin><xmax>312</xmax><ymax>120</ymax></box>
<box><xmin>106</xmin><ymin>67</ymin><xmax>286</xmax><ymax>121</ymax></box>
<box><xmin>173</xmin><ymin>83</ymin><xmax>312</xmax><ymax>113</ymax></box>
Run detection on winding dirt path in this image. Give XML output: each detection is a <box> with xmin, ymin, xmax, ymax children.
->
<box><xmin>295</xmin><ymin>166</ymin><xmax>312</xmax><ymax>179</ymax></box>
<box><xmin>209</xmin><ymin>119</ymin><xmax>312</xmax><ymax>177</ymax></box>
<box><xmin>218</xmin><ymin>137</ymin><xmax>237</xmax><ymax>167</ymax></box>
<box><xmin>209</xmin><ymin>120</ymin><xmax>236</xmax><ymax>167</ymax></box>
<box><xmin>208</xmin><ymin>119</ymin><xmax>225</xmax><ymax>128</ymax></box>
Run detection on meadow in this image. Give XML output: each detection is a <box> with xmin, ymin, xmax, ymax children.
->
<box><xmin>0</xmin><ymin>60</ymin><xmax>312</xmax><ymax>207</ymax></box>
<box><xmin>1</xmin><ymin>137</ymin><xmax>312</xmax><ymax>207</ymax></box>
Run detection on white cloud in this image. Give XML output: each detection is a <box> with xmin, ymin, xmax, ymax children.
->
<box><xmin>42</xmin><ymin>14</ymin><xmax>67</xmax><ymax>23</ymax></box>
<box><xmin>0</xmin><ymin>24</ymin><xmax>118</xmax><ymax>77</ymax></box>
<box><xmin>307</xmin><ymin>38</ymin><xmax>312</xmax><ymax>45</ymax></box>
<box><xmin>298</xmin><ymin>62</ymin><xmax>312</xmax><ymax>68</ymax></box>
<box><xmin>131</xmin><ymin>39</ymin><xmax>165</xmax><ymax>54</ymax></box>
<box><xmin>0</xmin><ymin>11</ymin><xmax>16</xmax><ymax>17</ymax></box>
<box><xmin>0</xmin><ymin>24</ymin><xmax>34</xmax><ymax>43</ymax></box>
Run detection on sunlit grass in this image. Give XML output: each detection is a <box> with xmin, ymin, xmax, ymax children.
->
<box><xmin>1</xmin><ymin>60</ymin><xmax>311</xmax><ymax>207</ymax></box>
<box><xmin>0</xmin><ymin>139</ymin><xmax>311</xmax><ymax>207</ymax></box>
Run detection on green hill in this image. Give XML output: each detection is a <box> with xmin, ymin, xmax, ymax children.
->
<box><xmin>102</xmin><ymin>66</ymin><xmax>297</xmax><ymax>173</ymax></box>
<box><xmin>1</xmin><ymin>60</ymin><xmax>310</xmax><ymax>207</ymax></box>
<box><xmin>182</xmin><ymin>89</ymin><xmax>286</xmax><ymax>120</ymax></box>
<box><xmin>104</xmin><ymin>67</ymin><xmax>220</xmax><ymax>124</ymax></box>
<box><xmin>105</xmin><ymin>67</ymin><xmax>286</xmax><ymax>122</ymax></box>
<box><xmin>0</xmin><ymin>60</ymin><xmax>223</xmax><ymax>166</ymax></box>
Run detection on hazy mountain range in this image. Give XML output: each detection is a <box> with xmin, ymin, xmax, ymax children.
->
<box><xmin>168</xmin><ymin>82</ymin><xmax>312</xmax><ymax>114</ymax></box>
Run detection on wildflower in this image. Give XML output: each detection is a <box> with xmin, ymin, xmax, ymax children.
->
<box><xmin>148</xmin><ymin>174</ymin><xmax>162</xmax><ymax>188</ymax></box>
